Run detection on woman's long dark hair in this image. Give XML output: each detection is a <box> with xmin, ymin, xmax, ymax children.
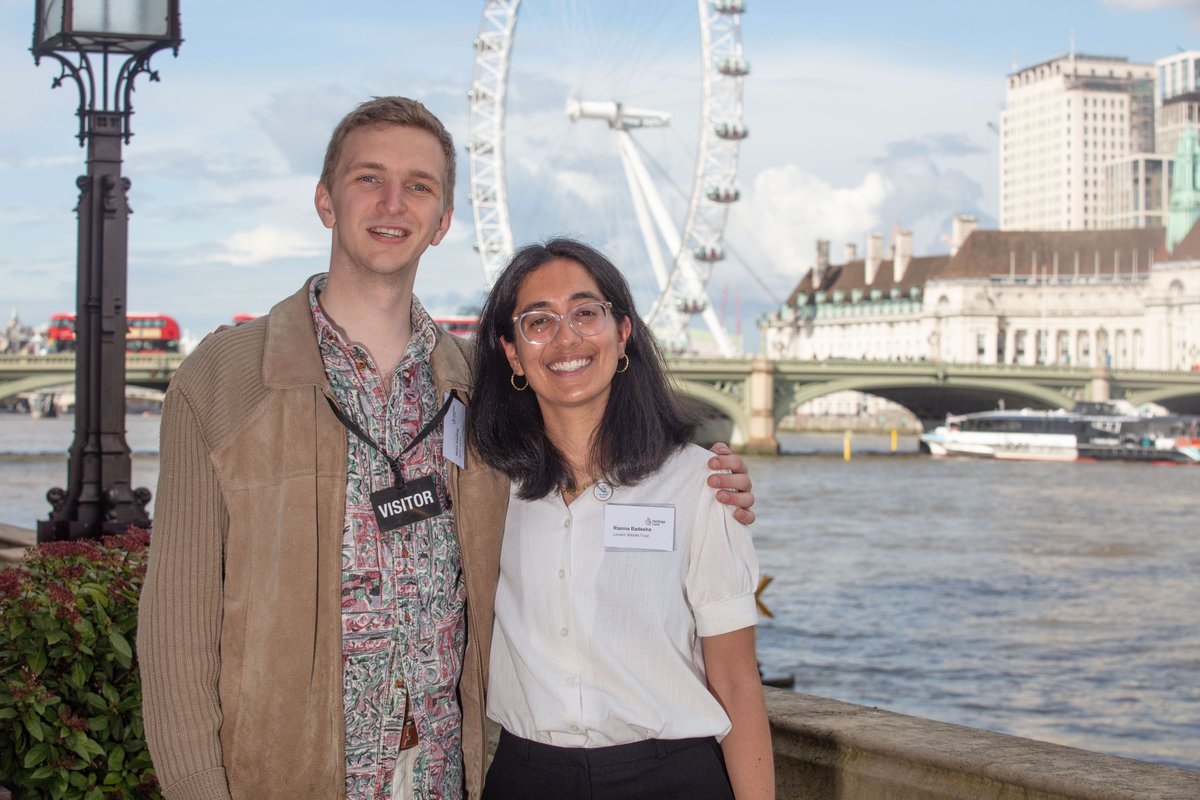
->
<box><xmin>468</xmin><ymin>238</ymin><xmax>696</xmax><ymax>500</ymax></box>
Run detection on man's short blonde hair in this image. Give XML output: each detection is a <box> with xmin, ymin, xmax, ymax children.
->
<box><xmin>319</xmin><ymin>96</ymin><xmax>456</xmax><ymax>207</ymax></box>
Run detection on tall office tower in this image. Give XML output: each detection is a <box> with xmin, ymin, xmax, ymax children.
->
<box><xmin>1000</xmin><ymin>53</ymin><xmax>1154</xmax><ymax>231</ymax></box>
<box><xmin>1155</xmin><ymin>51</ymin><xmax>1200</xmax><ymax>157</ymax></box>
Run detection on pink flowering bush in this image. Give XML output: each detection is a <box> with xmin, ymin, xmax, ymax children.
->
<box><xmin>0</xmin><ymin>528</ymin><xmax>159</xmax><ymax>799</ymax></box>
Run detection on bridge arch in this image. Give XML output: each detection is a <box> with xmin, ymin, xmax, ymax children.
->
<box><xmin>1124</xmin><ymin>386</ymin><xmax>1200</xmax><ymax>413</ymax></box>
<box><xmin>674</xmin><ymin>379</ymin><xmax>751</xmax><ymax>448</ymax></box>
<box><xmin>782</xmin><ymin>375</ymin><xmax>1077</xmax><ymax>428</ymax></box>
<box><xmin>0</xmin><ymin>375</ymin><xmax>77</xmax><ymax>401</ymax></box>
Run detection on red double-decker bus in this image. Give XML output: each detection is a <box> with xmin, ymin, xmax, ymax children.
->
<box><xmin>434</xmin><ymin>315</ymin><xmax>477</xmax><ymax>339</ymax></box>
<box><xmin>47</xmin><ymin>312</ymin><xmax>181</xmax><ymax>353</ymax></box>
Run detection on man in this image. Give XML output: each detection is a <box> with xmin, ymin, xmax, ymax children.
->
<box><xmin>138</xmin><ymin>97</ymin><xmax>756</xmax><ymax>800</ymax></box>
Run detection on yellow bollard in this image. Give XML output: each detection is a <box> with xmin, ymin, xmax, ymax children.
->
<box><xmin>891</xmin><ymin>428</ymin><xmax>898</xmax><ymax>452</ymax></box>
<box><xmin>843</xmin><ymin>431</ymin><xmax>852</xmax><ymax>461</ymax></box>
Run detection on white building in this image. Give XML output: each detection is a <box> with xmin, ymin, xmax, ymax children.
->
<box><xmin>1154</xmin><ymin>51</ymin><xmax>1200</xmax><ymax>166</ymax></box>
<box><xmin>1103</xmin><ymin>154</ymin><xmax>1171</xmax><ymax>229</ymax></box>
<box><xmin>760</xmin><ymin>216</ymin><xmax>1200</xmax><ymax>373</ymax></box>
<box><xmin>1000</xmin><ymin>53</ymin><xmax>1154</xmax><ymax>231</ymax></box>
<box><xmin>1155</xmin><ymin>50</ymin><xmax>1200</xmax><ymax>107</ymax></box>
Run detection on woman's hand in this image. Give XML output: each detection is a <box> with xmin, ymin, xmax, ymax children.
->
<box><xmin>708</xmin><ymin>442</ymin><xmax>755</xmax><ymax>525</ymax></box>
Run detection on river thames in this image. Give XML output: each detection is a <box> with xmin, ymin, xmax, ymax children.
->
<box><xmin>2</xmin><ymin>414</ymin><xmax>1198</xmax><ymax>772</ymax></box>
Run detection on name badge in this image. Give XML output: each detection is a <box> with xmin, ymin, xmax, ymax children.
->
<box><xmin>371</xmin><ymin>475</ymin><xmax>444</xmax><ymax>532</ymax></box>
<box><xmin>443</xmin><ymin>393</ymin><xmax>466</xmax><ymax>468</ymax></box>
<box><xmin>603</xmin><ymin>503</ymin><xmax>675</xmax><ymax>551</ymax></box>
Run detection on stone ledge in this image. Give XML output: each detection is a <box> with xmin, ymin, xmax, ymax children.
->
<box><xmin>0</xmin><ymin>523</ymin><xmax>35</xmax><ymax>548</ymax></box>
<box><xmin>0</xmin><ymin>524</ymin><xmax>34</xmax><ymax>565</ymax></box>
<box><xmin>765</xmin><ymin>687</ymin><xmax>1199</xmax><ymax>799</ymax></box>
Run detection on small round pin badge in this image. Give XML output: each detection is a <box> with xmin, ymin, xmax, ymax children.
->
<box><xmin>593</xmin><ymin>480</ymin><xmax>613</xmax><ymax>501</ymax></box>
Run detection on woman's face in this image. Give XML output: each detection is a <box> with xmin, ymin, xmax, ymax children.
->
<box><xmin>500</xmin><ymin>258</ymin><xmax>631</xmax><ymax>424</ymax></box>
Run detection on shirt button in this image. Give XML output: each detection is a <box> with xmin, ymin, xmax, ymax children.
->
<box><xmin>562</xmin><ymin>519</ymin><xmax>570</xmax><ymax>529</ymax></box>
<box><xmin>571</xmin><ymin>725</ymin><xmax>582</xmax><ymax>733</ymax></box>
<box><xmin>559</xmin><ymin>627</ymin><xmax>568</xmax><ymax>637</ymax></box>
<box><xmin>394</xmin><ymin>678</ymin><xmax>405</xmax><ymax>689</ymax></box>
<box><xmin>557</xmin><ymin>568</ymin><xmax>566</xmax><ymax>578</ymax></box>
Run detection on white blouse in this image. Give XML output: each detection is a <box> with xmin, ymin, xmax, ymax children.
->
<box><xmin>486</xmin><ymin>444</ymin><xmax>760</xmax><ymax>747</ymax></box>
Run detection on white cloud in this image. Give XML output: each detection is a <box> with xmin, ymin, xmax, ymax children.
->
<box><xmin>1101</xmin><ymin>0</ymin><xmax>1195</xmax><ymax>9</ymax></box>
<box><xmin>219</xmin><ymin>225</ymin><xmax>325</xmax><ymax>267</ymax></box>
<box><xmin>738</xmin><ymin>166</ymin><xmax>891</xmax><ymax>278</ymax></box>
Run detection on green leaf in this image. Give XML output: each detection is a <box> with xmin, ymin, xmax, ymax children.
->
<box><xmin>83</xmin><ymin>691</ymin><xmax>107</xmax><ymax>711</ymax></box>
<box><xmin>8</xmin><ymin>616</ymin><xmax>26</xmax><ymax>638</ymax></box>
<box><xmin>108</xmin><ymin>744</ymin><xmax>126</xmax><ymax>771</ymax></box>
<box><xmin>29</xmin><ymin>764</ymin><xmax>56</xmax><ymax>781</ymax></box>
<box><xmin>68</xmin><ymin>659</ymin><xmax>87</xmax><ymax>690</ymax></box>
<box><xmin>108</xmin><ymin>631</ymin><xmax>133</xmax><ymax>667</ymax></box>
<box><xmin>74</xmin><ymin>617</ymin><xmax>96</xmax><ymax>639</ymax></box>
<box><xmin>85</xmin><ymin>788</ymin><xmax>105</xmax><ymax>800</ymax></box>
<box><xmin>80</xmin><ymin>583</ymin><xmax>109</xmax><ymax>607</ymax></box>
<box><xmin>0</xmin><ymin>706</ymin><xmax>17</xmax><ymax>720</ymax></box>
<box><xmin>66</xmin><ymin>730</ymin><xmax>105</xmax><ymax>762</ymax></box>
<box><xmin>23</xmin><ymin>741</ymin><xmax>52</xmax><ymax>768</ymax></box>
<box><xmin>29</xmin><ymin>647</ymin><xmax>48</xmax><ymax>675</ymax></box>
<box><xmin>23</xmin><ymin>710</ymin><xmax>46</xmax><ymax>741</ymax></box>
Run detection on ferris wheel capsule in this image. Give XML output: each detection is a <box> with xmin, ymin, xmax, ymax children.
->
<box><xmin>714</xmin><ymin>121</ymin><xmax>749</xmax><ymax>140</ymax></box>
<box><xmin>706</xmin><ymin>185</ymin><xmax>741</xmax><ymax>203</ymax></box>
<box><xmin>717</xmin><ymin>56</ymin><xmax>751</xmax><ymax>77</ymax></box>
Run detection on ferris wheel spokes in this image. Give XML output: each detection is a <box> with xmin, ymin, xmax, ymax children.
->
<box><xmin>468</xmin><ymin>0</ymin><xmax>747</xmax><ymax>356</ymax></box>
<box><xmin>568</xmin><ymin>98</ymin><xmax>734</xmax><ymax>356</ymax></box>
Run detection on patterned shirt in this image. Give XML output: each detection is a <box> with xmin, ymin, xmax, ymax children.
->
<box><xmin>310</xmin><ymin>276</ymin><xmax>467</xmax><ymax>799</ymax></box>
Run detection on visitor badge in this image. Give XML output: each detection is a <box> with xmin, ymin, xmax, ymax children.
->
<box><xmin>603</xmin><ymin>503</ymin><xmax>675</xmax><ymax>551</ymax></box>
<box><xmin>371</xmin><ymin>475</ymin><xmax>444</xmax><ymax>532</ymax></box>
<box><xmin>443</xmin><ymin>393</ymin><xmax>466</xmax><ymax>468</ymax></box>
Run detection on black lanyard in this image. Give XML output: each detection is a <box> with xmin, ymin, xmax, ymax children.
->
<box><xmin>324</xmin><ymin>389</ymin><xmax>458</xmax><ymax>487</ymax></box>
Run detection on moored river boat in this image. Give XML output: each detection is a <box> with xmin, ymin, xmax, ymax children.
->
<box><xmin>920</xmin><ymin>402</ymin><xmax>1200</xmax><ymax>464</ymax></box>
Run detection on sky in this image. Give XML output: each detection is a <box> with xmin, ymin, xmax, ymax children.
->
<box><xmin>2</xmin><ymin>0</ymin><xmax>1198</xmax><ymax>352</ymax></box>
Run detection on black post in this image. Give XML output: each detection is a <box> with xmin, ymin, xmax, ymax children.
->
<box><xmin>30</xmin><ymin>3</ymin><xmax>181</xmax><ymax>541</ymax></box>
<box><xmin>39</xmin><ymin>110</ymin><xmax>151</xmax><ymax>543</ymax></box>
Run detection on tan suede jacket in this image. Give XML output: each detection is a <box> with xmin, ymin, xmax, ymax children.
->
<box><xmin>137</xmin><ymin>279</ymin><xmax>507</xmax><ymax>800</ymax></box>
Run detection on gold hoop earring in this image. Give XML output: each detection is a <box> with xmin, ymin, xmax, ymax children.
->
<box><xmin>616</xmin><ymin>354</ymin><xmax>630</xmax><ymax>373</ymax></box>
<box><xmin>510</xmin><ymin>372</ymin><xmax>529</xmax><ymax>391</ymax></box>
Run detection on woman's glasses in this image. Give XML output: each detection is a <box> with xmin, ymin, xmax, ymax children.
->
<box><xmin>512</xmin><ymin>301</ymin><xmax>613</xmax><ymax>345</ymax></box>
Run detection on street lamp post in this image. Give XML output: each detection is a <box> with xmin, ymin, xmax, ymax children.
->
<box><xmin>32</xmin><ymin>0</ymin><xmax>182</xmax><ymax>542</ymax></box>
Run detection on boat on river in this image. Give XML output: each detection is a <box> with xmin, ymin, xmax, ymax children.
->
<box><xmin>920</xmin><ymin>401</ymin><xmax>1200</xmax><ymax>464</ymax></box>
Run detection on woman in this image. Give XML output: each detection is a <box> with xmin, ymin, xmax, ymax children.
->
<box><xmin>468</xmin><ymin>238</ymin><xmax>774</xmax><ymax>799</ymax></box>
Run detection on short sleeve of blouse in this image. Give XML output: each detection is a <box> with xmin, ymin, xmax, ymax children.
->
<box><xmin>685</xmin><ymin>468</ymin><xmax>760</xmax><ymax>638</ymax></box>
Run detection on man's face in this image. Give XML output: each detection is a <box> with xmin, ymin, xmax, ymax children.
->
<box><xmin>314</xmin><ymin>123</ymin><xmax>453</xmax><ymax>282</ymax></box>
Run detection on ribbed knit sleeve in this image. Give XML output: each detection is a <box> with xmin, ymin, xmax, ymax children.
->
<box><xmin>137</xmin><ymin>379</ymin><xmax>233</xmax><ymax>800</ymax></box>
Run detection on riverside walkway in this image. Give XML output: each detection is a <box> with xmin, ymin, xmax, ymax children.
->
<box><xmin>2</xmin><ymin>526</ymin><xmax>1197</xmax><ymax>798</ymax></box>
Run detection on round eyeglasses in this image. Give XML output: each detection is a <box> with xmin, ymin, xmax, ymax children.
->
<box><xmin>512</xmin><ymin>301</ymin><xmax>613</xmax><ymax>345</ymax></box>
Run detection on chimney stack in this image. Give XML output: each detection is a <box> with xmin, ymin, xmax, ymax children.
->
<box><xmin>813</xmin><ymin>239</ymin><xmax>830</xmax><ymax>288</ymax></box>
<box><xmin>893</xmin><ymin>230</ymin><xmax>913</xmax><ymax>283</ymax></box>
<box><xmin>864</xmin><ymin>232</ymin><xmax>883</xmax><ymax>284</ymax></box>
<box><xmin>951</xmin><ymin>214</ymin><xmax>978</xmax><ymax>256</ymax></box>
<box><xmin>844</xmin><ymin>242</ymin><xmax>858</xmax><ymax>263</ymax></box>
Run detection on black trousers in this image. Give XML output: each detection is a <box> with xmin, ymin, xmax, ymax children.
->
<box><xmin>481</xmin><ymin>729</ymin><xmax>735</xmax><ymax>800</ymax></box>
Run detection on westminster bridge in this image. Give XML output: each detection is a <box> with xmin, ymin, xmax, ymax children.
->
<box><xmin>4</xmin><ymin>353</ymin><xmax>1200</xmax><ymax>452</ymax></box>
